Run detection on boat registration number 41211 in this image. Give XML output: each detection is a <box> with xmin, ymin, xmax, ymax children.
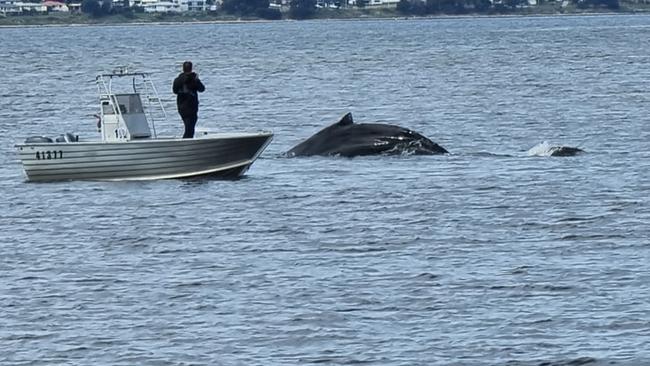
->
<box><xmin>35</xmin><ymin>151</ymin><xmax>64</xmax><ymax>160</ymax></box>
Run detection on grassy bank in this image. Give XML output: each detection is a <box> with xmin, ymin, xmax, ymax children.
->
<box><xmin>1</xmin><ymin>3</ymin><xmax>649</xmax><ymax>27</ymax></box>
<box><xmin>0</xmin><ymin>12</ymin><xmax>249</xmax><ymax>26</ymax></box>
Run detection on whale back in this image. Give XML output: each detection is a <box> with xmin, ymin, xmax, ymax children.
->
<box><xmin>528</xmin><ymin>141</ymin><xmax>584</xmax><ymax>157</ymax></box>
<box><xmin>285</xmin><ymin>112</ymin><xmax>448</xmax><ymax>157</ymax></box>
<box><xmin>549</xmin><ymin>146</ymin><xmax>584</xmax><ymax>157</ymax></box>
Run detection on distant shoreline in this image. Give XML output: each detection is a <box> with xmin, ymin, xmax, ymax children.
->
<box><xmin>1</xmin><ymin>6</ymin><xmax>649</xmax><ymax>28</ymax></box>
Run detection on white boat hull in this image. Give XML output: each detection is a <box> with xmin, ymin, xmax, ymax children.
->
<box><xmin>16</xmin><ymin>132</ymin><xmax>273</xmax><ymax>182</ymax></box>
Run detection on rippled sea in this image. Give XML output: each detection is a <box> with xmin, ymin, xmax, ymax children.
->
<box><xmin>1</xmin><ymin>15</ymin><xmax>650</xmax><ymax>365</ymax></box>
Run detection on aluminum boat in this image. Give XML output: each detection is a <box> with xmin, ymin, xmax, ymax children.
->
<box><xmin>16</xmin><ymin>67</ymin><xmax>273</xmax><ymax>182</ymax></box>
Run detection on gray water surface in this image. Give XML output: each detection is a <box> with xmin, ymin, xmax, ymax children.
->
<box><xmin>1</xmin><ymin>15</ymin><xmax>649</xmax><ymax>365</ymax></box>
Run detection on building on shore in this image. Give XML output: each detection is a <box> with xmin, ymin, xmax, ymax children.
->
<box><xmin>0</xmin><ymin>0</ymin><xmax>71</xmax><ymax>14</ymax></box>
<box><xmin>1</xmin><ymin>0</ymin><xmax>47</xmax><ymax>14</ymax></box>
<box><xmin>131</xmin><ymin>0</ymin><xmax>210</xmax><ymax>12</ymax></box>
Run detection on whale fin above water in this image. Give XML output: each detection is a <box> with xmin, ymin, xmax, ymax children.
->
<box><xmin>336</xmin><ymin>112</ymin><xmax>354</xmax><ymax>126</ymax></box>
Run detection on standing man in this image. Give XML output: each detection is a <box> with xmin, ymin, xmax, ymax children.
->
<box><xmin>172</xmin><ymin>61</ymin><xmax>205</xmax><ymax>138</ymax></box>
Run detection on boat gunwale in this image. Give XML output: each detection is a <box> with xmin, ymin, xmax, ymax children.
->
<box><xmin>15</xmin><ymin>131</ymin><xmax>274</xmax><ymax>148</ymax></box>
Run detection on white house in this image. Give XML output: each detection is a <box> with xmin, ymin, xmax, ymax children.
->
<box><xmin>42</xmin><ymin>0</ymin><xmax>70</xmax><ymax>11</ymax></box>
<box><xmin>0</xmin><ymin>0</ymin><xmax>48</xmax><ymax>13</ymax></box>
<box><xmin>366</xmin><ymin>0</ymin><xmax>400</xmax><ymax>6</ymax></box>
<box><xmin>143</xmin><ymin>1</ymin><xmax>181</xmax><ymax>12</ymax></box>
<box><xmin>0</xmin><ymin>0</ymin><xmax>22</xmax><ymax>14</ymax></box>
<box><xmin>141</xmin><ymin>0</ymin><xmax>205</xmax><ymax>12</ymax></box>
<box><xmin>186</xmin><ymin>0</ymin><xmax>207</xmax><ymax>11</ymax></box>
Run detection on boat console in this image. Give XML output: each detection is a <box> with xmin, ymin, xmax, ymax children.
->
<box><xmin>96</xmin><ymin>67</ymin><xmax>165</xmax><ymax>142</ymax></box>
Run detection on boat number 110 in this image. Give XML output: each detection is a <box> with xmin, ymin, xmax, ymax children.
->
<box><xmin>35</xmin><ymin>151</ymin><xmax>64</xmax><ymax>160</ymax></box>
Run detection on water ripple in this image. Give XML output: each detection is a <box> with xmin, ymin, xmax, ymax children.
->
<box><xmin>1</xmin><ymin>14</ymin><xmax>650</xmax><ymax>366</ymax></box>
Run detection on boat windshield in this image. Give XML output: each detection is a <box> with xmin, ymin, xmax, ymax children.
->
<box><xmin>102</xmin><ymin>94</ymin><xmax>144</xmax><ymax>115</ymax></box>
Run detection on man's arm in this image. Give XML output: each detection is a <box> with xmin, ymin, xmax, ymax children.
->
<box><xmin>172</xmin><ymin>76</ymin><xmax>180</xmax><ymax>95</ymax></box>
<box><xmin>194</xmin><ymin>76</ymin><xmax>205</xmax><ymax>93</ymax></box>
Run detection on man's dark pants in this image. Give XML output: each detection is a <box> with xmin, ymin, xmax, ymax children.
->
<box><xmin>181</xmin><ymin>113</ymin><xmax>198</xmax><ymax>138</ymax></box>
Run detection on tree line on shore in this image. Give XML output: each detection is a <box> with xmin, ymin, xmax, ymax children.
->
<box><xmin>395</xmin><ymin>0</ymin><xmax>619</xmax><ymax>15</ymax></box>
<box><xmin>74</xmin><ymin>0</ymin><xmax>619</xmax><ymax>20</ymax></box>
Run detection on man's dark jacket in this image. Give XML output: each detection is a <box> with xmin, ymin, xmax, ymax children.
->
<box><xmin>172</xmin><ymin>72</ymin><xmax>205</xmax><ymax>116</ymax></box>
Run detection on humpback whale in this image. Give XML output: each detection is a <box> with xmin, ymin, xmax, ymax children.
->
<box><xmin>528</xmin><ymin>142</ymin><xmax>585</xmax><ymax>157</ymax></box>
<box><xmin>285</xmin><ymin>113</ymin><xmax>448</xmax><ymax>157</ymax></box>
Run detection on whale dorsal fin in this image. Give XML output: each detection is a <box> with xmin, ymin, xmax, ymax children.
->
<box><xmin>337</xmin><ymin>112</ymin><xmax>354</xmax><ymax>126</ymax></box>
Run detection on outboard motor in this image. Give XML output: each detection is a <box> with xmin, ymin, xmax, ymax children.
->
<box><xmin>25</xmin><ymin>136</ymin><xmax>53</xmax><ymax>143</ymax></box>
<box><xmin>55</xmin><ymin>133</ymin><xmax>79</xmax><ymax>143</ymax></box>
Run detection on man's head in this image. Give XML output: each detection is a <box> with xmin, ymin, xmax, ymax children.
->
<box><xmin>182</xmin><ymin>61</ymin><xmax>193</xmax><ymax>73</ymax></box>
